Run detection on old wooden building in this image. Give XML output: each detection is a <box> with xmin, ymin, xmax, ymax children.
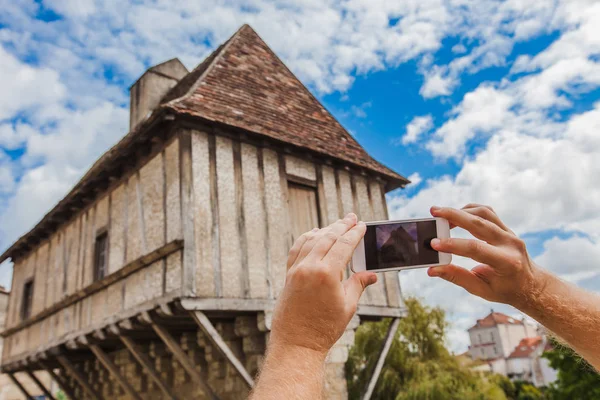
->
<box><xmin>0</xmin><ymin>25</ymin><xmax>409</xmax><ymax>399</ymax></box>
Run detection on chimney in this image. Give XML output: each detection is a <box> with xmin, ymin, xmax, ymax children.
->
<box><xmin>129</xmin><ymin>58</ymin><xmax>189</xmax><ymax>130</ymax></box>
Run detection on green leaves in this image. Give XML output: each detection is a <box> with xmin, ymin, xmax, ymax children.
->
<box><xmin>346</xmin><ymin>297</ymin><xmax>507</xmax><ymax>400</ymax></box>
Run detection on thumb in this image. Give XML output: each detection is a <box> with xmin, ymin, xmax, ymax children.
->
<box><xmin>428</xmin><ymin>264</ymin><xmax>488</xmax><ymax>297</ymax></box>
<box><xmin>344</xmin><ymin>271</ymin><xmax>377</xmax><ymax>310</ymax></box>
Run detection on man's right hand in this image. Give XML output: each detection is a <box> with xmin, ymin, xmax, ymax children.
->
<box><xmin>427</xmin><ymin>204</ymin><xmax>546</xmax><ymax>310</ymax></box>
<box><xmin>427</xmin><ymin>203</ymin><xmax>600</xmax><ymax>371</ymax></box>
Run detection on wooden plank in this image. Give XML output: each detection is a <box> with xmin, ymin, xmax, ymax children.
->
<box><xmin>216</xmin><ymin>135</ymin><xmax>243</xmax><ymax>298</ymax></box>
<box><xmin>38</xmin><ymin>362</ymin><xmax>77</xmax><ymax>400</ymax></box>
<box><xmin>242</xmin><ymin>143</ymin><xmax>269</xmax><ymax>299</ymax></box>
<box><xmin>152</xmin><ymin>322</ymin><xmax>218</xmax><ymax>400</ymax></box>
<box><xmin>89</xmin><ymin>344</ymin><xmax>143</xmax><ymax>400</ymax></box>
<box><xmin>191</xmin><ymin>131</ymin><xmax>217</xmax><ymax>297</ymax></box>
<box><xmin>179</xmin><ymin>297</ymin><xmax>276</xmax><ymax>312</ymax></box>
<box><xmin>56</xmin><ymin>355</ymin><xmax>101</xmax><ymax>400</ymax></box>
<box><xmin>7</xmin><ymin>373</ymin><xmax>34</xmax><ymax>399</ymax></box>
<box><xmin>191</xmin><ymin>311</ymin><xmax>254</xmax><ymax>388</ymax></box>
<box><xmin>120</xmin><ymin>336</ymin><xmax>178</xmax><ymax>400</ymax></box>
<box><xmin>25</xmin><ymin>369</ymin><xmax>57</xmax><ymax>400</ymax></box>
<box><xmin>315</xmin><ymin>165</ymin><xmax>328</xmax><ymax>226</ymax></box>
<box><xmin>208</xmin><ymin>133</ymin><xmax>222</xmax><ymax>297</ymax></box>
<box><xmin>2</xmin><ymin>240</ymin><xmax>183</xmax><ymax>337</ymax></box>
<box><xmin>233</xmin><ymin>140</ymin><xmax>250</xmax><ymax>298</ymax></box>
<box><xmin>362</xmin><ymin>318</ymin><xmax>400</xmax><ymax>400</ymax></box>
<box><xmin>256</xmin><ymin>148</ymin><xmax>273</xmax><ymax>299</ymax></box>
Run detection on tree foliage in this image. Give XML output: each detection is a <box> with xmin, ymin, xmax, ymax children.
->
<box><xmin>543</xmin><ymin>340</ymin><xmax>600</xmax><ymax>400</ymax></box>
<box><xmin>346</xmin><ymin>297</ymin><xmax>507</xmax><ymax>400</ymax></box>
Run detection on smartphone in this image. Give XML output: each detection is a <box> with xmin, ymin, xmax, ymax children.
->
<box><xmin>351</xmin><ymin>217</ymin><xmax>451</xmax><ymax>273</ymax></box>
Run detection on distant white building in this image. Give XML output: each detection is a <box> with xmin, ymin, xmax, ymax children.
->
<box><xmin>468</xmin><ymin>310</ymin><xmax>537</xmax><ymax>361</ymax></box>
<box><xmin>465</xmin><ymin>310</ymin><xmax>557</xmax><ymax>387</ymax></box>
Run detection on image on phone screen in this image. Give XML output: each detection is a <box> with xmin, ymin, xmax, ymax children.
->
<box><xmin>363</xmin><ymin>220</ymin><xmax>439</xmax><ymax>270</ymax></box>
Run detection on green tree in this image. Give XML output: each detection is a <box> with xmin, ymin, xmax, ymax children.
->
<box><xmin>346</xmin><ymin>297</ymin><xmax>507</xmax><ymax>400</ymax></box>
<box><xmin>543</xmin><ymin>341</ymin><xmax>600</xmax><ymax>400</ymax></box>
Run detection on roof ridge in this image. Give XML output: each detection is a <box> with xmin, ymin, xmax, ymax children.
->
<box><xmin>162</xmin><ymin>25</ymin><xmax>247</xmax><ymax>108</ymax></box>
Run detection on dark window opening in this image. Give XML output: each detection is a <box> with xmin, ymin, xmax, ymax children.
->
<box><xmin>21</xmin><ymin>279</ymin><xmax>34</xmax><ymax>320</ymax></box>
<box><xmin>94</xmin><ymin>231</ymin><xmax>109</xmax><ymax>281</ymax></box>
<box><xmin>287</xmin><ymin>182</ymin><xmax>320</xmax><ymax>243</ymax></box>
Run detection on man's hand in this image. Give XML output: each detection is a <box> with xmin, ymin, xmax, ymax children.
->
<box><xmin>250</xmin><ymin>213</ymin><xmax>377</xmax><ymax>399</ymax></box>
<box><xmin>270</xmin><ymin>213</ymin><xmax>377</xmax><ymax>354</ymax></box>
<box><xmin>428</xmin><ymin>204</ymin><xmax>544</xmax><ymax>309</ymax></box>
<box><xmin>428</xmin><ymin>203</ymin><xmax>600</xmax><ymax>371</ymax></box>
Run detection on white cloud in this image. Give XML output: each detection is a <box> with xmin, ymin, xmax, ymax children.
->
<box><xmin>426</xmin><ymin>86</ymin><xmax>514</xmax><ymax>158</ymax></box>
<box><xmin>400</xmin><ymin>115</ymin><xmax>434</xmax><ymax>144</ymax></box>
<box><xmin>535</xmin><ymin>236</ymin><xmax>600</xmax><ymax>278</ymax></box>
<box><xmin>406</xmin><ymin>173</ymin><xmax>422</xmax><ymax>188</ymax></box>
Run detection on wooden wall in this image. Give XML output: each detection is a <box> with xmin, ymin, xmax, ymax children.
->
<box><xmin>184</xmin><ymin>129</ymin><xmax>402</xmax><ymax>307</ymax></box>
<box><xmin>3</xmin><ymin>137</ymin><xmax>184</xmax><ymax>362</ymax></box>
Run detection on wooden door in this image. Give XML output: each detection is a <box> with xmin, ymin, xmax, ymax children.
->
<box><xmin>288</xmin><ymin>183</ymin><xmax>320</xmax><ymax>243</ymax></box>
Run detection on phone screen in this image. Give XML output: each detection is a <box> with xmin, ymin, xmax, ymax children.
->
<box><xmin>363</xmin><ymin>220</ymin><xmax>439</xmax><ymax>270</ymax></box>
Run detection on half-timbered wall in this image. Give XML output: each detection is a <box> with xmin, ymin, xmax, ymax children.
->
<box><xmin>184</xmin><ymin>129</ymin><xmax>402</xmax><ymax>308</ymax></box>
<box><xmin>2</xmin><ymin>137</ymin><xmax>184</xmax><ymax>363</ymax></box>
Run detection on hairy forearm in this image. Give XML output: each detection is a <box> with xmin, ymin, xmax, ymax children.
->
<box><xmin>518</xmin><ymin>267</ymin><xmax>600</xmax><ymax>370</ymax></box>
<box><xmin>249</xmin><ymin>342</ymin><xmax>327</xmax><ymax>399</ymax></box>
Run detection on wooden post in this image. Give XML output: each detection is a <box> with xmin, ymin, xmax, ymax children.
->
<box><xmin>362</xmin><ymin>318</ymin><xmax>400</xmax><ymax>400</ymax></box>
<box><xmin>152</xmin><ymin>322</ymin><xmax>218</xmax><ymax>400</ymax></box>
<box><xmin>25</xmin><ymin>370</ymin><xmax>57</xmax><ymax>400</ymax></box>
<box><xmin>120</xmin><ymin>336</ymin><xmax>178</xmax><ymax>400</ymax></box>
<box><xmin>89</xmin><ymin>344</ymin><xmax>143</xmax><ymax>400</ymax></box>
<box><xmin>38</xmin><ymin>361</ymin><xmax>77</xmax><ymax>400</ymax></box>
<box><xmin>7</xmin><ymin>373</ymin><xmax>33</xmax><ymax>399</ymax></box>
<box><xmin>191</xmin><ymin>311</ymin><xmax>255</xmax><ymax>388</ymax></box>
<box><xmin>56</xmin><ymin>355</ymin><xmax>101</xmax><ymax>400</ymax></box>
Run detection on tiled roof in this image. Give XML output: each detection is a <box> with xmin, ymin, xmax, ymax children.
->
<box><xmin>161</xmin><ymin>24</ymin><xmax>408</xmax><ymax>188</ymax></box>
<box><xmin>508</xmin><ymin>337</ymin><xmax>543</xmax><ymax>359</ymax></box>
<box><xmin>469</xmin><ymin>311</ymin><xmax>523</xmax><ymax>330</ymax></box>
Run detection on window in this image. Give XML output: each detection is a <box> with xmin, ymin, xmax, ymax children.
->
<box><xmin>94</xmin><ymin>231</ymin><xmax>109</xmax><ymax>281</ymax></box>
<box><xmin>287</xmin><ymin>182</ymin><xmax>320</xmax><ymax>243</ymax></box>
<box><xmin>21</xmin><ymin>279</ymin><xmax>34</xmax><ymax>320</ymax></box>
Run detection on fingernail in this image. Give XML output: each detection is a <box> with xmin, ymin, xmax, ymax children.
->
<box><xmin>428</xmin><ymin>267</ymin><xmax>439</xmax><ymax>277</ymax></box>
<box><xmin>369</xmin><ymin>274</ymin><xmax>377</xmax><ymax>285</ymax></box>
<box><xmin>431</xmin><ymin>206</ymin><xmax>441</xmax><ymax>212</ymax></box>
<box><xmin>431</xmin><ymin>238</ymin><xmax>441</xmax><ymax>248</ymax></box>
<box><xmin>358</xmin><ymin>221</ymin><xmax>366</xmax><ymax>226</ymax></box>
<box><xmin>311</xmin><ymin>228</ymin><xmax>319</xmax><ymax>232</ymax></box>
<box><xmin>345</xmin><ymin>213</ymin><xmax>357</xmax><ymax>221</ymax></box>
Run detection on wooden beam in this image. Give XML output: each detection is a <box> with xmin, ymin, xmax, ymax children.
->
<box><xmin>56</xmin><ymin>355</ymin><xmax>101</xmax><ymax>400</ymax></box>
<box><xmin>7</xmin><ymin>373</ymin><xmax>34</xmax><ymax>399</ymax></box>
<box><xmin>89</xmin><ymin>344</ymin><xmax>142</xmax><ymax>400</ymax></box>
<box><xmin>361</xmin><ymin>318</ymin><xmax>400</xmax><ymax>400</ymax></box>
<box><xmin>179</xmin><ymin>297</ymin><xmax>275</xmax><ymax>312</ymax></box>
<box><xmin>38</xmin><ymin>361</ymin><xmax>77</xmax><ymax>400</ymax></box>
<box><xmin>25</xmin><ymin>370</ymin><xmax>57</xmax><ymax>400</ymax></box>
<box><xmin>356</xmin><ymin>305</ymin><xmax>407</xmax><ymax>318</ymax></box>
<box><xmin>191</xmin><ymin>311</ymin><xmax>255</xmax><ymax>388</ymax></box>
<box><xmin>120</xmin><ymin>336</ymin><xmax>178</xmax><ymax>400</ymax></box>
<box><xmin>151</xmin><ymin>322</ymin><xmax>218</xmax><ymax>400</ymax></box>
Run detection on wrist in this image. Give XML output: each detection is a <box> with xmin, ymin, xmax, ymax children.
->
<box><xmin>266</xmin><ymin>336</ymin><xmax>329</xmax><ymax>364</ymax></box>
<box><xmin>512</xmin><ymin>263</ymin><xmax>553</xmax><ymax>314</ymax></box>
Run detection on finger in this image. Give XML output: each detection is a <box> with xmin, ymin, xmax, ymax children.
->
<box><xmin>344</xmin><ymin>271</ymin><xmax>377</xmax><ymax>312</ymax></box>
<box><xmin>287</xmin><ymin>228</ymin><xmax>318</xmax><ymax>270</ymax></box>
<box><xmin>308</xmin><ymin>214</ymin><xmax>358</xmax><ymax>261</ymax></box>
<box><xmin>322</xmin><ymin>222</ymin><xmax>367</xmax><ymax>271</ymax></box>
<box><xmin>430</xmin><ymin>237</ymin><xmax>508</xmax><ymax>267</ymax></box>
<box><xmin>461</xmin><ymin>204</ymin><xmax>512</xmax><ymax>232</ymax></box>
<box><xmin>430</xmin><ymin>206</ymin><xmax>509</xmax><ymax>244</ymax></box>
<box><xmin>427</xmin><ymin>264</ymin><xmax>490</xmax><ymax>298</ymax></box>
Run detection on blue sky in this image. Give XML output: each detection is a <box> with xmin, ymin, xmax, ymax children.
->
<box><xmin>1</xmin><ymin>0</ymin><xmax>600</xmax><ymax>352</ymax></box>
